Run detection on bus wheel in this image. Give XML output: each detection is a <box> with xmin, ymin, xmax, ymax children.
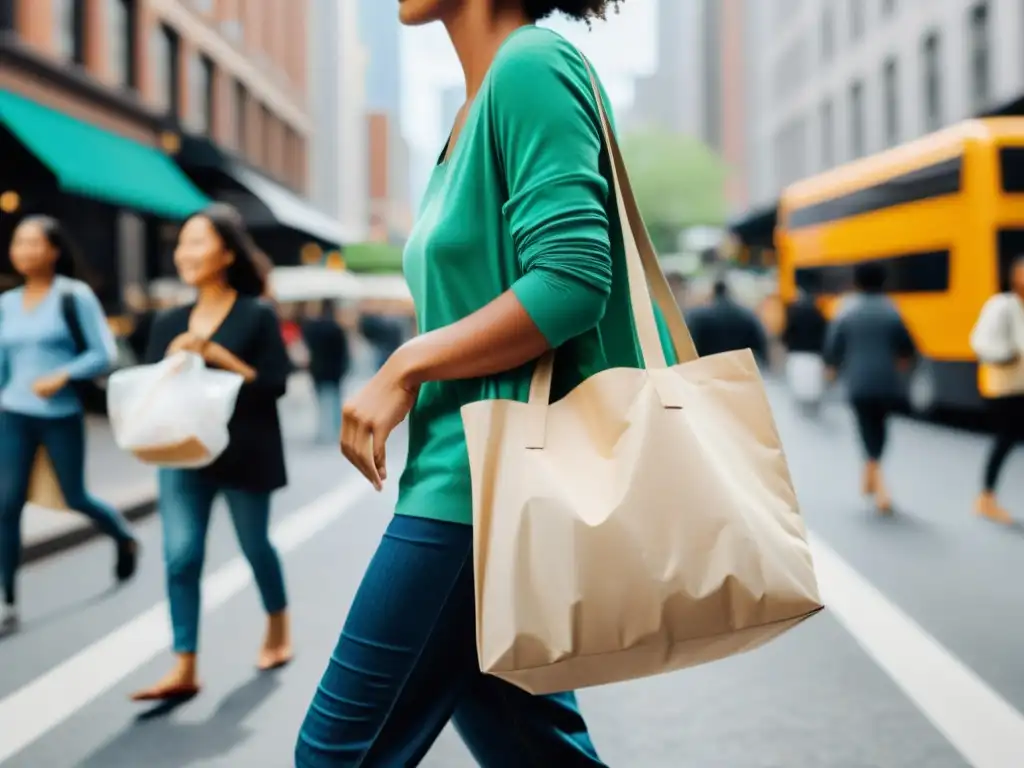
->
<box><xmin>908</xmin><ymin>364</ymin><xmax>937</xmax><ymax>415</ymax></box>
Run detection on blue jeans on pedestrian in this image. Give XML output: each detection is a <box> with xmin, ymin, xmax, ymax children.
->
<box><xmin>314</xmin><ymin>380</ymin><xmax>342</xmax><ymax>444</ymax></box>
<box><xmin>157</xmin><ymin>468</ymin><xmax>288</xmax><ymax>653</ymax></box>
<box><xmin>295</xmin><ymin>514</ymin><xmax>605</xmax><ymax>767</ymax></box>
<box><xmin>0</xmin><ymin>410</ymin><xmax>135</xmax><ymax>605</ymax></box>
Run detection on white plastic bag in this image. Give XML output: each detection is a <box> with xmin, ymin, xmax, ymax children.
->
<box><xmin>106</xmin><ymin>352</ymin><xmax>244</xmax><ymax>468</ymax></box>
<box><xmin>786</xmin><ymin>352</ymin><xmax>826</xmax><ymax>405</ymax></box>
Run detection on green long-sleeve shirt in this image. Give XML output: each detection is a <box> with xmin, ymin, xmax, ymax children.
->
<box><xmin>397</xmin><ymin>25</ymin><xmax>675</xmax><ymax>525</ymax></box>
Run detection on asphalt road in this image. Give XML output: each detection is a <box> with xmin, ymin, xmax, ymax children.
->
<box><xmin>0</xmin><ymin>381</ymin><xmax>1021</xmax><ymax>767</ymax></box>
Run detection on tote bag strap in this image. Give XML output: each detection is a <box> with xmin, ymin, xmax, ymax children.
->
<box><xmin>528</xmin><ymin>52</ymin><xmax>699</xmax><ymax>410</ymax></box>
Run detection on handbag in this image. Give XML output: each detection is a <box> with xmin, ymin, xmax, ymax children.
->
<box><xmin>27</xmin><ymin>447</ymin><xmax>68</xmax><ymax>511</ymax></box>
<box><xmin>460</xmin><ymin>55</ymin><xmax>823</xmax><ymax>696</ymax></box>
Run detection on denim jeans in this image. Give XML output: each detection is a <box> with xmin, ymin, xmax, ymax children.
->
<box><xmin>157</xmin><ymin>468</ymin><xmax>288</xmax><ymax>653</ymax></box>
<box><xmin>0</xmin><ymin>410</ymin><xmax>135</xmax><ymax>605</ymax></box>
<box><xmin>295</xmin><ymin>514</ymin><xmax>605</xmax><ymax>767</ymax></box>
<box><xmin>314</xmin><ymin>380</ymin><xmax>342</xmax><ymax>444</ymax></box>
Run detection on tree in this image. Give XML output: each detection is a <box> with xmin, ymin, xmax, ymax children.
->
<box><xmin>618</xmin><ymin>128</ymin><xmax>728</xmax><ymax>254</ymax></box>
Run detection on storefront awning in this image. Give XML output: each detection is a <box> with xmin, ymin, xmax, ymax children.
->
<box><xmin>0</xmin><ymin>89</ymin><xmax>209</xmax><ymax>219</ymax></box>
<box><xmin>225</xmin><ymin>162</ymin><xmax>351</xmax><ymax>247</ymax></box>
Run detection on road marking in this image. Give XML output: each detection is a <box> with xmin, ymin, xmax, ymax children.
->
<box><xmin>0</xmin><ymin>478</ymin><xmax>373</xmax><ymax>764</ymax></box>
<box><xmin>810</xmin><ymin>533</ymin><xmax>1024</xmax><ymax>768</ymax></box>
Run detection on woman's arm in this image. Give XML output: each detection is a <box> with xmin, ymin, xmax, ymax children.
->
<box><xmin>971</xmin><ymin>296</ymin><xmax>1014</xmax><ymax>363</ymax></box>
<box><xmin>63</xmin><ymin>288</ymin><xmax>117</xmax><ymax>380</ymax></box>
<box><xmin>394</xmin><ymin>42</ymin><xmax>612</xmax><ymax>387</ymax></box>
<box><xmin>206</xmin><ymin>303</ymin><xmax>289</xmax><ymax>396</ymax></box>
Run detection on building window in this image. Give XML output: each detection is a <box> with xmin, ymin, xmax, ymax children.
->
<box><xmin>922</xmin><ymin>31</ymin><xmax>942</xmax><ymax>132</ymax></box>
<box><xmin>849</xmin><ymin>79</ymin><xmax>865</xmax><ymax>158</ymax></box>
<box><xmin>54</xmin><ymin>0</ymin><xmax>87</xmax><ymax>65</ymax></box>
<box><xmin>850</xmin><ymin>0</ymin><xmax>865</xmax><ymax>41</ymax></box>
<box><xmin>0</xmin><ymin>0</ymin><xmax>15</xmax><ymax>32</ymax></box>
<box><xmin>820</xmin><ymin>99</ymin><xmax>834</xmax><ymax>169</ymax></box>
<box><xmin>883</xmin><ymin>57</ymin><xmax>899</xmax><ymax>147</ymax></box>
<box><xmin>107</xmin><ymin>0</ymin><xmax>136</xmax><ymax>89</ymax></box>
<box><xmin>821</xmin><ymin>4</ymin><xmax>834</xmax><ymax>62</ymax></box>
<box><xmin>151</xmin><ymin>24</ymin><xmax>180</xmax><ymax>118</ymax></box>
<box><xmin>968</xmin><ymin>2</ymin><xmax>990</xmax><ymax>113</ymax></box>
<box><xmin>234</xmin><ymin>81</ymin><xmax>248</xmax><ymax>153</ymax></box>
<box><xmin>189</xmin><ymin>53</ymin><xmax>214</xmax><ymax>134</ymax></box>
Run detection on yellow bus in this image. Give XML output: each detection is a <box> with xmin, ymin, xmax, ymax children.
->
<box><xmin>776</xmin><ymin>117</ymin><xmax>1024</xmax><ymax>414</ymax></box>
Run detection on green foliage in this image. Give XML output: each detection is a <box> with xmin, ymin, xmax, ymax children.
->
<box><xmin>619</xmin><ymin>128</ymin><xmax>728</xmax><ymax>253</ymax></box>
<box><xmin>342</xmin><ymin>242</ymin><xmax>404</xmax><ymax>274</ymax></box>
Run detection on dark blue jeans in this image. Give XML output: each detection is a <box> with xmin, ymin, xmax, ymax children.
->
<box><xmin>295</xmin><ymin>514</ymin><xmax>605</xmax><ymax>767</ymax></box>
<box><xmin>0</xmin><ymin>410</ymin><xmax>135</xmax><ymax>605</ymax></box>
<box><xmin>158</xmin><ymin>469</ymin><xmax>288</xmax><ymax>653</ymax></box>
<box><xmin>314</xmin><ymin>380</ymin><xmax>342</xmax><ymax>445</ymax></box>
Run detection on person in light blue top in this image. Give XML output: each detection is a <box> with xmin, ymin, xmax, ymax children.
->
<box><xmin>0</xmin><ymin>216</ymin><xmax>139</xmax><ymax>633</ymax></box>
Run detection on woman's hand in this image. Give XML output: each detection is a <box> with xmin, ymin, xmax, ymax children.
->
<box><xmin>202</xmin><ymin>341</ymin><xmax>256</xmax><ymax>382</ymax></box>
<box><xmin>340</xmin><ymin>354</ymin><xmax>419</xmax><ymax>491</ymax></box>
<box><xmin>32</xmin><ymin>370</ymin><xmax>70</xmax><ymax>398</ymax></box>
<box><xmin>166</xmin><ymin>332</ymin><xmax>207</xmax><ymax>356</ymax></box>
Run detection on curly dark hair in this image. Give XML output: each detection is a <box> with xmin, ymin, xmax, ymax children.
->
<box><xmin>522</xmin><ymin>0</ymin><xmax>622</xmax><ymax>22</ymax></box>
<box><xmin>186</xmin><ymin>202</ymin><xmax>268</xmax><ymax>297</ymax></box>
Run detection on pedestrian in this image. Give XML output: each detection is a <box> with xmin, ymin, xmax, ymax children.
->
<box><xmin>131</xmin><ymin>203</ymin><xmax>293</xmax><ymax>701</ymax></box>
<box><xmin>0</xmin><ymin>216</ymin><xmax>139</xmax><ymax>633</ymax></box>
<box><xmin>969</xmin><ymin>254</ymin><xmax>1024</xmax><ymax>524</ymax></box>
<box><xmin>685</xmin><ymin>277</ymin><xmax>770</xmax><ymax>364</ymax></box>
<box><xmin>300</xmin><ymin>300</ymin><xmax>350</xmax><ymax>444</ymax></box>
<box><xmin>293</xmin><ymin>3</ymin><xmax>663</xmax><ymax>764</ymax></box>
<box><xmin>824</xmin><ymin>263</ymin><xmax>916</xmax><ymax>514</ymax></box>
<box><xmin>782</xmin><ymin>288</ymin><xmax>829</xmax><ymax>415</ymax></box>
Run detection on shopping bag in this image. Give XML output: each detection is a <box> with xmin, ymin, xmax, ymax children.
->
<box><xmin>27</xmin><ymin>448</ymin><xmax>68</xmax><ymax>511</ymax></box>
<box><xmin>978</xmin><ymin>361</ymin><xmax>1024</xmax><ymax>398</ymax></box>
<box><xmin>786</xmin><ymin>352</ymin><xmax>826</xmax><ymax>405</ymax></box>
<box><xmin>106</xmin><ymin>352</ymin><xmax>244</xmax><ymax>468</ymax></box>
<box><xmin>461</xmin><ymin>56</ymin><xmax>823</xmax><ymax>696</ymax></box>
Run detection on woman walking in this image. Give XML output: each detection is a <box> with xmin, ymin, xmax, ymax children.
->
<box><xmin>132</xmin><ymin>203</ymin><xmax>293</xmax><ymax>700</ymax></box>
<box><xmin>0</xmin><ymin>216</ymin><xmax>138</xmax><ymax>633</ymax></box>
<box><xmin>294</xmin><ymin>2</ymin><xmax>667</xmax><ymax>765</ymax></box>
<box><xmin>969</xmin><ymin>255</ymin><xmax>1024</xmax><ymax>524</ymax></box>
<box><xmin>824</xmin><ymin>263</ymin><xmax>916</xmax><ymax>513</ymax></box>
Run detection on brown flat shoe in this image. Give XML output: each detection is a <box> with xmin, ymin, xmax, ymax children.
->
<box><xmin>130</xmin><ymin>682</ymin><xmax>201</xmax><ymax>702</ymax></box>
<box><xmin>257</xmin><ymin>647</ymin><xmax>293</xmax><ymax>672</ymax></box>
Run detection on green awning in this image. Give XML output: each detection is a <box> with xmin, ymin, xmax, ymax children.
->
<box><xmin>0</xmin><ymin>89</ymin><xmax>209</xmax><ymax>219</ymax></box>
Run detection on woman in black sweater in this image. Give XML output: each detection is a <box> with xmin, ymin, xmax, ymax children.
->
<box><xmin>132</xmin><ymin>204</ymin><xmax>293</xmax><ymax>701</ymax></box>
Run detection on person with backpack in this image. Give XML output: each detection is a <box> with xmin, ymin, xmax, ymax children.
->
<box><xmin>0</xmin><ymin>216</ymin><xmax>139</xmax><ymax>633</ymax></box>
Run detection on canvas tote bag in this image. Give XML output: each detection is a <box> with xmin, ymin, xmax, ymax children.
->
<box><xmin>27</xmin><ymin>448</ymin><xmax>68</xmax><ymax>511</ymax></box>
<box><xmin>461</xmin><ymin>56</ymin><xmax>823</xmax><ymax>696</ymax></box>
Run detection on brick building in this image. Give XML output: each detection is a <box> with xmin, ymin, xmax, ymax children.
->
<box><xmin>0</xmin><ymin>0</ymin><xmax>341</xmax><ymax>306</ymax></box>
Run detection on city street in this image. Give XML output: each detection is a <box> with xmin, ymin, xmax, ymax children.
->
<box><xmin>0</xmin><ymin>381</ymin><xmax>1022</xmax><ymax>767</ymax></box>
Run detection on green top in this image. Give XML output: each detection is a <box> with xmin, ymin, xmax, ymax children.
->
<box><xmin>398</xmin><ymin>26</ymin><xmax>676</xmax><ymax>526</ymax></box>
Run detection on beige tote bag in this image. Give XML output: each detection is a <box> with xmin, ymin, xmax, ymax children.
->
<box><xmin>461</xmin><ymin>57</ymin><xmax>823</xmax><ymax>696</ymax></box>
<box><xmin>27</xmin><ymin>448</ymin><xmax>68</xmax><ymax>511</ymax></box>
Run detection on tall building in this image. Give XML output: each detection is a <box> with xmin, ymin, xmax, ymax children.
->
<box><xmin>308</xmin><ymin>0</ymin><xmax>368</xmax><ymax>242</ymax></box>
<box><xmin>0</xmin><ymin>0</ymin><xmax>338</xmax><ymax>305</ymax></box>
<box><xmin>630</xmin><ymin>0</ymin><xmax>750</xmax><ymax>212</ymax></box>
<box><xmin>359</xmin><ymin>0</ymin><xmax>409</xmax><ymax>240</ymax></box>
<box><xmin>742</xmin><ymin>0</ymin><xmax>1023</xmax><ymax>210</ymax></box>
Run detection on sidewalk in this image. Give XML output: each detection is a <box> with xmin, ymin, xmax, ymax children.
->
<box><xmin>22</xmin><ymin>417</ymin><xmax>157</xmax><ymax>563</ymax></box>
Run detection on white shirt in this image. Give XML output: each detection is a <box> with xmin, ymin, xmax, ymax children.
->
<box><xmin>970</xmin><ymin>293</ymin><xmax>1024</xmax><ymax>364</ymax></box>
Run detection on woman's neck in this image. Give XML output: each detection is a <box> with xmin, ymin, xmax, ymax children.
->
<box><xmin>443</xmin><ymin>3</ymin><xmax>531</xmax><ymax>98</ymax></box>
<box><xmin>195</xmin><ymin>280</ymin><xmax>236</xmax><ymax>307</ymax></box>
<box><xmin>23</xmin><ymin>273</ymin><xmax>55</xmax><ymax>291</ymax></box>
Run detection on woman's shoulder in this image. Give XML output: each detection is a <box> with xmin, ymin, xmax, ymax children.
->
<box><xmin>490</xmin><ymin>26</ymin><xmax>588</xmax><ymax>92</ymax></box>
<box><xmin>56</xmin><ymin>276</ymin><xmax>99</xmax><ymax>302</ymax></box>
<box><xmin>151</xmin><ymin>303</ymin><xmax>191</xmax><ymax>332</ymax></box>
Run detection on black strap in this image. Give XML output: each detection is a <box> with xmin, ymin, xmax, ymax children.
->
<box><xmin>61</xmin><ymin>292</ymin><xmax>87</xmax><ymax>354</ymax></box>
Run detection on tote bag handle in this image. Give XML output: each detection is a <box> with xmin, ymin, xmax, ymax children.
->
<box><xmin>527</xmin><ymin>53</ymin><xmax>700</xmax><ymax>411</ymax></box>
